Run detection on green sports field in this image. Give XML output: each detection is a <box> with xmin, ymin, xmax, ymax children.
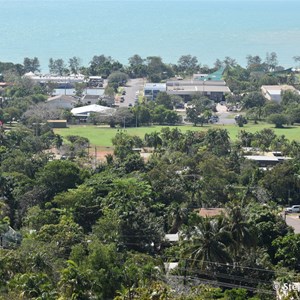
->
<box><xmin>54</xmin><ymin>123</ymin><xmax>300</xmax><ymax>148</ymax></box>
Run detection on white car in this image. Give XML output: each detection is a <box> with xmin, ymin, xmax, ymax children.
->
<box><xmin>285</xmin><ymin>205</ymin><xmax>300</xmax><ymax>213</ymax></box>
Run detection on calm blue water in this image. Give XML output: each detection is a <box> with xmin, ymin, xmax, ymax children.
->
<box><xmin>1</xmin><ymin>0</ymin><xmax>300</xmax><ymax>71</ymax></box>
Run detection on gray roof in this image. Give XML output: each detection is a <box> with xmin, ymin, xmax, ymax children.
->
<box><xmin>167</xmin><ymin>80</ymin><xmax>227</xmax><ymax>87</ymax></box>
<box><xmin>144</xmin><ymin>83</ymin><xmax>166</xmax><ymax>90</ymax></box>
<box><xmin>168</xmin><ymin>85</ymin><xmax>230</xmax><ymax>94</ymax></box>
<box><xmin>47</xmin><ymin>95</ymin><xmax>77</xmax><ymax>103</ymax></box>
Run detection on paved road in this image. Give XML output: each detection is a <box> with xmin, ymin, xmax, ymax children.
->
<box><xmin>285</xmin><ymin>214</ymin><xmax>300</xmax><ymax>233</ymax></box>
<box><xmin>117</xmin><ymin>78</ymin><xmax>144</xmax><ymax>107</ymax></box>
<box><xmin>216</xmin><ymin>103</ymin><xmax>236</xmax><ymax>125</ymax></box>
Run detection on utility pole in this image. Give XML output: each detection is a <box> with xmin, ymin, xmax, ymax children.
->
<box><xmin>94</xmin><ymin>146</ymin><xmax>97</xmax><ymax>169</ymax></box>
<box><xmin>136</xmin><ymin>112</ymin><xmax>138</xmax><ymax>128</ymax></box>
<box><xmin>183</xmin><ymin>259</ymin><xmax>188</xmax><ymax>285</ymax></box>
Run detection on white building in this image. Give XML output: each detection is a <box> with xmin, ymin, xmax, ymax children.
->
<box><xmin>261</xmin><ymin>85</ymin><xmax>300</xmax><ymax>103</ymax></box>
<box><xmin>71</xmin><ymin>104</ymin><xmax>115</xmax><ymax>117</ymax></box>
<box><xmin>144</xmin><ymin>83</ymin><xmax>167</xmax><ymax>100</ymax></box>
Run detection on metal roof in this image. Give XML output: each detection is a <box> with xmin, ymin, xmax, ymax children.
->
<box><xmin>144</xmin><ymin>83</ymin><xmax>166</xmax><ymax>90</ymax></box>
<box><xmin>71</xmin><ymin>104</ymin><xmax>115</xmax><ymax>116</ymax></box>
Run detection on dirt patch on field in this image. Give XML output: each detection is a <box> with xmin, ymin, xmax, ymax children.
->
<box><xmin>87</xmin><ymin>146</ymin><xmax>114</xmax><ymax>162</ymax></box>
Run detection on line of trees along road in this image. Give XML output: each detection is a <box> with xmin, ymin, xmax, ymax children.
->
<box><xmin>1</xmin><ymin>51</ymin><xmax>299</xmax><ymax>84</ymax></box>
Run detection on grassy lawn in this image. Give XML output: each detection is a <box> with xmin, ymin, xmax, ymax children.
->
<box><xmin>54</xmin><ymin>122</ymin><xmax>300</xmax><ymax>147</ymax></box>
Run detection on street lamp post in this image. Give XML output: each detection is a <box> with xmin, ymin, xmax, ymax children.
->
<box><xmin>202</xmin><ymin>79</ymin><xmax>207</xmax><ymax>95</ymax></box>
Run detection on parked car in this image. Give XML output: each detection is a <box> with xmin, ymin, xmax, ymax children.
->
<box><xmin>285</xmin><ymin>205</ymin><xmax>300</xmax><ymax>213</ymax></box>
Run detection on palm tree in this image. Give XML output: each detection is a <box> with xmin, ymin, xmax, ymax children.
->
<box><xmin>204</xmin><ymin>128</ymin><xmax>230</xmax><ymax>156</ymax></box>
<box><xmin>181</xmin><ymin>216</ymin><xmax>232</xmax><ymax>269</ymax></box>
<box><xmin>224</xmin><ymin>204</ymin><xmax>256</xmax><ymax>258</ymax></box>
<box><xmin>144</xmin><ymin>131</ymin><xmax>162</xmax><ymax>149</ymax></box>
<box><xmin>166</xmin><ymin>202</ymin><xmax>188</xmax><ymax>234</ymax></box>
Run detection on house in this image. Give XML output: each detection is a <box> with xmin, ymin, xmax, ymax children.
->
<box><xmin>81</xmin><ymin>94</ymin><xmax>101</xmax><ymax>105</ymax></box>
<box><xmin>244</xmin><ymin>153</ymin><xmax>291</xmax><ymax>168</ymax></box>
<box><xmin>261</xmin><ymin>85</ymin><xmax>299</xmax><ymax>103</ymax></box>
<box><xmin>71</xmin><ymin>104</ymin><xmax>115</xmax><ymax>119</ymax></box>
<box><xmin>46</xmin><ymin>95</ymin><xmax>78</xmax><ymax>109</ymax></box>
<box><xmin>53</xmin><ymin>88</ymin><xmax>104</xmax><ymax>97</ymax></box>
<box><xmin>24</xmin><ymin>72</ymin><xmax>86</xmax><ymax>86</ymax></box>
<box><xmin>198</xmin><ymin>208</ymin><xmax>225</xmax><ymax>218</ymax></box>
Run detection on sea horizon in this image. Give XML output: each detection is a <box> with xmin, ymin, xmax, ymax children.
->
<box><xmin>1</xmin><ymin>0</ymin><xmax>300</xmax><ymax>72</ymax></box>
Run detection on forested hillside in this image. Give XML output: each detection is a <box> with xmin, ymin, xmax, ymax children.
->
<box><xmin>1</xmin><ymin>56</ymin><xmax>300</xmax><ymax>299</ymax></box>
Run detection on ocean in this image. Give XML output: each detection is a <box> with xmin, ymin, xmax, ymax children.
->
<box><xmin>1</xmin><ymin>0</ymin><xmax>300</xmax><ymax>72</ymax></box>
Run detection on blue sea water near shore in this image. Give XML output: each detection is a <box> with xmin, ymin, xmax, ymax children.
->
<box><xmin>0</xmin><ymin>0</ymin><xmax>300</xmax><ymax>71</ymax></box>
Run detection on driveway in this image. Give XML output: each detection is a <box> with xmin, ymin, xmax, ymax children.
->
<box><xmin>285</xmin><ymin>214</ymin><xmax>300</xmax><ymax>233</ymax></box>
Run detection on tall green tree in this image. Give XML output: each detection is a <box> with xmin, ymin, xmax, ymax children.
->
<box><xmin>48</xmin><ymin>58</ymin><xmax>66</xmax><ymax>76</ymax></box>
<box><xmin>23</xmin><ymin>57</ymin><xmax>40</xmax><ymax>73</ymax></box>
<box><xmin>224</xmin><ymin>204</ymin><xmax>256</xmax><ymax>257</ymax></box>
<box><xmin>182</xmin><ymin>216</ymin><xmax>232</xmax><ymax>268</ymax></box>
<box><xmin>204</xmin><ymin>128</ymin><xmax>231</xmax><ymax>156</ymax></box>
<box><xmin>177</xmin><ymin>54</ymin><xmax>199</xmax><ymax>75</ymax></box>
<box><xmin>36</xmin><ymin>160</ymin><xmax>84</xmax><ymax>201</ymax></box>
<box><xmin>68</xmin><ymin>56</ymin><xmax>81</xmax><ymax>74</ymax></box>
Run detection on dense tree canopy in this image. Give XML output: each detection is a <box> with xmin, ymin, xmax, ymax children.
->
<box><xmin>1</xmin><ymin>52</ymin><xmax>300</xmax><ymax>299</ymax></box>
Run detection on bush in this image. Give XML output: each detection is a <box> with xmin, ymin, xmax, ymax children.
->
<box><xmin>267</xmin><ymin>113</ymin><xmax>288</xmax><ymax>128</ymax></box>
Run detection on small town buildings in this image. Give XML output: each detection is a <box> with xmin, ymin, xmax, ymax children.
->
<box><xmin>244</xmin><ymin>153</ymin><xmax>291</xmax><ymax>168</ymax></box>
<box><xmin>71</xmin><ymin>104</ymin><xmax>115</xmax><ymax>118</ymax></box>
<box><xmin>88</xmin><ymin>76</ymin><xmax>104</xmax><ymax>88</ymax></box>
<box><xmin>261</xmin><ymin>85</ymin><xmax>300</xmax><ymax>103</ymax></box>
<box><xmin>144</xmin><ymin>83</ymin><xmax>167</xmax><ymax>100</ymax></box>
<box><xmin>81</xmin><ymin>95</ymin><xmax>101</xmax><ymax>105</ymax></box>
<box><xmin>198</xmin><ymin>208</ymin><xmax>225</xmax><ymax>218</ymax></box>
<box><xmin>24</xmin><ymin>72</ymin><xmax>86</xmax><ymax>85</ymax></box>
<box><xmin>46</xmin><ymin>95</ymin><xmax>78</xmax><ymax>109</ymax></box>
<box><xmin>144</xmin><ymin>68</ymin><xmax>230</xmax><ymax>102</ymax></box>
<box><xmin>166</xmin><ymin>79</ymin><xmax>230</xmax><ymax>102</ymax></box>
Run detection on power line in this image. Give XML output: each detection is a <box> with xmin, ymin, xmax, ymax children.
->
<box><xmin>163</xmin><ymin>255</ymin><xmax>295</xmax><ymax>276</ymax></box>
<box><xmin>173</xmin><ymin>266</ymin><xmax>272</xmax><ymax>286</ymax></box>
<box><xmin>169</xmin><ymin>275</ymin><xmax>275</xmax><ymax>296</ymax></box>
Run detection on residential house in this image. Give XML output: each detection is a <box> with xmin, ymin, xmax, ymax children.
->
<box><xmin>46</xmin><ymin>95</ymin><xmax>78</xmax><ymax>109</ymax></box>
<box><xmin>71</xmin><ymin>104</ymin><xmax>115</xmax><ymax>120</ymax></box>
